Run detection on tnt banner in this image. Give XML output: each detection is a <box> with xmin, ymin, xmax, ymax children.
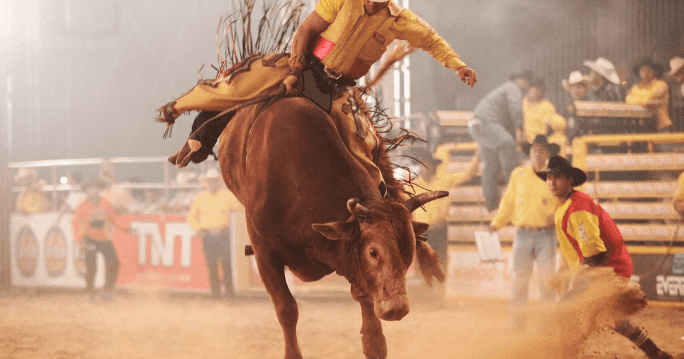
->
<box><xmin>632</xmin><ymin>252</ymin><xmax>684</xmax><ymax>302</ymax></box>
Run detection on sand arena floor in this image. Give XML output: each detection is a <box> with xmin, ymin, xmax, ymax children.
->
<box><xmin>0</xmin><ymin>288</ymin><xmax>683</xmax><ymax>359</ymax></box>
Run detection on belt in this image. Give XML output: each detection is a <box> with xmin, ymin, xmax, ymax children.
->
<box><xmin>519</xmin><ymin>226</ymin><xmax>554</xmax><ymax>233</ymax></box>
<box><xmin>311</xmin><ymin>37</ymin><xmax>369</xmax><ymax>81</ymax></box>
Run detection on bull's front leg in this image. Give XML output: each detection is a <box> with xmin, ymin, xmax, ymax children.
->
<box><xmin>353</xmin><ymin>287</ymin><xmax>387</xmax><ymax>359</ymax></box>
<box><xmin>253</xmin><ymin>247</ymin><xmax>302</xmax><ymax>359</ymax></box>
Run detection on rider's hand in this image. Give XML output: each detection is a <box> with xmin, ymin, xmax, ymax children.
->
<box><xmin>283</xmin><ymin>73</ymin><xmax>302</xmax><ymax>95</ymax></box>
<box><xmin>456</xmin><ymin>66</ymin><xmax>477</xmax><ymax>88</ymax></box>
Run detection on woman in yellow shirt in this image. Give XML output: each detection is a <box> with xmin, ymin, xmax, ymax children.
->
<box><xmin>626</xmin><ymin>58</ymin><xmax>671</xmax><ymax>131</ymax></box>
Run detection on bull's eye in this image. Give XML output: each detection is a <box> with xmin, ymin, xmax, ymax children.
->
<box><xmin>369</xmin><ymin>248</ymin><xmax>379</xmax><ymax>259</ymax></box>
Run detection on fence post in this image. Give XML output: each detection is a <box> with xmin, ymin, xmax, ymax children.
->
<box><xmin>0</xmin><ymin>163</ymin><xmax>11</xmax><ymax>291</ymax></box>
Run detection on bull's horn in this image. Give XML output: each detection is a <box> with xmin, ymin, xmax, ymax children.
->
<box><xmin>405</xmin><ymin>191</ymin><xmax>450</xmax><ymax>213</ymax></box>
<box><xmin>347</xmin><ymin>198</ymin><xmax>372</xmax><ymax>218</ymax></box>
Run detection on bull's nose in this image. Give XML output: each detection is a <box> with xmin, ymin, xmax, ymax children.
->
<box><xmin>377</xmin><ymin>299</ymin><xmax>409</xmax><ymax>321</ymax></box>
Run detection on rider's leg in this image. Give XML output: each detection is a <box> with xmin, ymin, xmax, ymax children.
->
<box><xmin>168</xmin><ymin>111</ymin><xmax>232</xmax><ymax>167</ymax></box>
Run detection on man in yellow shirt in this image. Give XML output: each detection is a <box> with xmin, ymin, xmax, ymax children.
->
<box><xmin>490</xmin><ymin>134</ymin><xmax>560</xmax><ymax>330</ymax></box>
<box><xmin>188</xmin><ymin>168</ymin><xmax>244</xmax><ymax>299</ymax></box>
<box><xmin>14</xmin><ymin>168</ymin><xmax>48</xmax><ymax>214</ymax></box>
<box><xmin>522</xmin><ymin>78</ymin><xmax>568</xmax><ymax>155</ymax></box>
<box><xmin>160</xmin><ymin>0</ymin><xmax>477</xmax><ymax>168</ymax></box>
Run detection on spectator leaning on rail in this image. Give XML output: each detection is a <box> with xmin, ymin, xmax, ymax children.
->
<box><xmin>522</xmin><ymin>78</ymin><xmax>568</xmax><ymax>157</ymax></box>
<box><xmin>14</xmin><ymin>168</ymin><xmax>49</xmax><ymax>214</ymax></box>
<box><xmin>489</xmin><ymin>135</ymin><xmax>560</xmax><ymax>331</ymax></box>
<box><xmin>562</xmin><ymin>71</ymin><xmax>592</xmax><ymax>142</ymax></box>
<box><xmin>583</xmin><ymin>57</ymin><xmax>624</xmax><ymax>102</ymax></box>
<box><xmin>188</xmin><ymin>168</ymin><xmax>243</xmax><ymax>299</ymax></box>
<box><xmin>537</xmin><ymin>156</ymin><xmax>675</xmax><ymax>359</ymax></box>
<box><xmin>468</xmin><ymin>70</ymin><xmax>533</xmax><ymax>212</ymax></box>
<box><xmin>71</xmin><ymin>178</ymin><xmax>126</xmax><ymax>302</ymax></box>
<box><xmin>626</xmin><ymin>58</ymin><xmax>672</xmax><ymax>132</ymax></box>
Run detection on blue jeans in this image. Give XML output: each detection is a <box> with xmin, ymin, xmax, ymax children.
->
<box><xmin>511</xmin><ymin>227</ymin><xmax>557</xmax><ymax>305</ymax></box>
<box><xmin>468</xmin><ymin>120</ymin><xmax>517</xmax><ymax>210</ymax></box>
<box><xmin>202</xmin><ymin>229</ymin><xmax>233</xmax><ymax>298</ymax></box>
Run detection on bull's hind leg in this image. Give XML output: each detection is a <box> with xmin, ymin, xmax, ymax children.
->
<box><xmin>353</xmin><ymin>288</ymin><xmax>387</xmax><ymax>359</ymax></box>
<box><xmin>253</xmin><ymin>247</ymin><xmax>303</xmax><ymax>359</ymax></box>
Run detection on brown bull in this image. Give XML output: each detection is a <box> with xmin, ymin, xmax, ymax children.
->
<box><xmin>218</xmin><ymin>96</ymin><xmax>446</xmax><ymax>359</ymax></box>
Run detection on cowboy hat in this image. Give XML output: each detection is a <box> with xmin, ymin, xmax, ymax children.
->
<box><xmin>562</xmin><ymin>71</ymin><xmax>590</xmax><ymax>93</ymax></box>
<box><xmin>521</xmin><ymin>135</ymin><xmax>561</xmax><ymax>157</ymax></box>
<box><xmin>632</xmin><ymin>58</ymin><xmax>665</xmax><ymax>78</ymax></box>
<box><xmin>667</xmin><ymin>56</ymin><xmax>684</xmax><ymax>76</ymax></box>
<box><xmin>535</xmin><ymin>156</ymin><xmax>587</xmax><ymax>187</ymax></box>
<box><xmin>583</xmin><ymin>57</ymin><xmax>621</xmax><ymax>85</ymax></box>
<box><xmin>201</xmin><ymin>167</ymin><xmax>222</xmax><ymax>181</ymax></box>
<box><xmin>13</xmin><ymin>167</ymin><xmax>39</xmax><ymax>184</ymax></box>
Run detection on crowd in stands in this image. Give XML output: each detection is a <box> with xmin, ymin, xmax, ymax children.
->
<box><xmin>12</xmin><ymin>164</ymin><xmax>204</xmax><ymax>216</ymax></box>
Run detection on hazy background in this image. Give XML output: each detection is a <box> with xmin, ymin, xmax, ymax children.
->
<box><xmin>1</xmin><ymin>0</ymin><xmax>683</xmax><ymax>163</ymax></box>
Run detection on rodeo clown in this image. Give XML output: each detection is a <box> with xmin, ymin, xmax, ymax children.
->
<box><xmin>157</xmin><ymin>0</ymin><xmax>476</xmax><ymax>186</ymax></box>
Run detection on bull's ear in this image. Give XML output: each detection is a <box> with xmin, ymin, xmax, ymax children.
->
<box><xmin>312</xmin><ymin>221</ymin><xmax>357</xmax><ymax>241</ymax></box>
<box><xmin>412</xmin><ymin>221</ymin><xmax>430</xmax><ymax>236</ymax></box>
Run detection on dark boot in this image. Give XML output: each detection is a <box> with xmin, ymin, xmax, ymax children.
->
<box><xmin>167</xmin><ymin>111</ymin><xmax>232</xmax><ymax>167</ymax></box>
<box><xmin>615</xmin><ymin>319</ymin><xmax>672</xmax><ymax>359</ymax></box>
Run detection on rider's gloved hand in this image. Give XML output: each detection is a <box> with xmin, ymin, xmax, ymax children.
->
<box><xmin>284</xmin><ymin>54</ymin><xmax>306</xmax><ymax>95</ymax></box>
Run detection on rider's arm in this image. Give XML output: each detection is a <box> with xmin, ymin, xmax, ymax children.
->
<box><xmin>289</xmin><ymin>11</ymin><xmax>331</xmax><ymax>68</ymax></box>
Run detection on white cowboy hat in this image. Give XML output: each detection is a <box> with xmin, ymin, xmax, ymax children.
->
<box><xmin>667</xmin><ymin>56</ymin><xmax>684</xmax><ymax>76</ymax></box>
<box><xmin>201</xmin><ymin>168</ymin><xmax>221</xmax><ymax>181</ymax></box>
<box><xmin>583</xmin><ymin>57</ymin><xmax>621</xmax><ymax>85</ymax></box>
<box><xmin>562</xmin><ymin>71</ymin><xmax>590</xmax><ymax>93</ymax></box>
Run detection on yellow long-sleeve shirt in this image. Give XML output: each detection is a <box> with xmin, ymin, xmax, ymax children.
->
<box><xmin>15</xmin><ymin>191</ymin><xmax>48</xmax><ymax>214</ymax></box>
<box><xmin>522</xmin><ymin>98</ymin><xmax>568</xmax><ymax>154</ymax></box>
<box><xmin>625</xmin><ymin>79</ymin><xmax>671</xmax><ymax>130</ymax></box>
<box><xmin>490</xmin><ymin>164</ymin><xmax>560</xmax><ymax>230</ymax></box>
<box><xmin>413</xmin><ymin>152</ymin><xmax>480</xmax><ymax>225</ymax></box>
<box><xmin>187</xmin><ymin>189</ymin><xmax>243</xmax><ymax>232</ymax></box>
<box><xmin>673</xmin><ymin>171</ymin><xmax>684</xmax><ymax>209</ymax></box>
<box><xmin>314</xmin><ymin>0</ymin><xmax>466</xmax><ymax>79</ymax></box>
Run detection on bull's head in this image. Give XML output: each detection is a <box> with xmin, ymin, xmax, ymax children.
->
<box><xmin>311</xmin><ymin>191</ymin><xmax>448</xmax><ymax>321</ymax></box>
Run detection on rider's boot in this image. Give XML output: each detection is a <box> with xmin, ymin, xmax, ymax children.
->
<box><xmin>168</xmin><ymin>111</ymin><xmax>232</xmax><ymax>167</ymax></box>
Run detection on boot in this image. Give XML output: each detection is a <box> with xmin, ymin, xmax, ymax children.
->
<box><xmin>168</xmin><ymin>139</ymin><xmax>210</xmax><ymax>167</ymax></box>
<box><xmin>615</xmin><ymin>319</ymin><xmax>672</xmax><ymax>359</ymax></box>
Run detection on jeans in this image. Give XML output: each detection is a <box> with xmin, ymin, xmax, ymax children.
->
<box><xmin>84</xmin><ymin>238</ymin><xmax>120</xmax><ymax>293</ymax></box>
<box><xmin>511</xmin><ymin>227</ymin><xmax>557</xmax><ymax>305</ymax></box>
<box><xmin>202</xmin><ymin>229</ymin><xmax>233</xmax><ymax>298</ymax></box>
<box><xmin>468</xmin><ymin>120</ymin><xmax>517</xmax><ymax>211</ymax></box>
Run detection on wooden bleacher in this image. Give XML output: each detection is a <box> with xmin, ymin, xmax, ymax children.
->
<box><xmin>433</xmin><ymin>109</ymin><xmax>684</xmax><ymax>250</ymax></box>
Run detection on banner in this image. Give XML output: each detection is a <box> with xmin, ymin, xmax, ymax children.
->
<box><xmin>632</xmin><ymin>252</ymin><xmax>684</xmax><ymax>302</ymax></box>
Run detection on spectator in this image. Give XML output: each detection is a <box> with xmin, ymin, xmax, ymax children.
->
<box><xmin>14</xmin><ymin>168</ymin><xmax>49</xmax><ymax>214</ymax></box>
<box><xmin>665</xmin><ymin>56</ymin><xmax>684</xmax><ymax>132</ymax></box>
<box><xmin>59</xmin><ymin>171</ymin><xmax>86</xmax><ymax>214</ymax></box>
<box><xmin>412</xmin><ymin>145</ymin><xmax>480</xmax><ymax>304</ymax></box>
<box><xmin>468</xmin><ymin>70</ymin><xmax>533</xmax><ymax>211</ymax></box>
<box><xmin>98</xmin><ymin>160</ymin><xmax>132</xmax><ymax>214</ymax></box>
<box><xmin>626</xmin><ymin>58</ymin><xmax>671</xmax><ymax>132</ymax></box>
<box><xmin>490</xmin><ymin>135</ymin><xmax>560</xmax><ymax>331</ymax></box>
<box><xmin>161</xmin><ymin>170</ymin><xmax>201</xmax><ymax>213</ymax></box>
<box><xmin>129</xmin><ymin>189</ymin><xmax>163</xmax><ymax>214</ymax></box>
<box><xmin>562</xmin><ymin>71</ymin><xmax>592</xmax><ymax>142</ymax></box>
<box><xmin>583</xmin><ymin>57</ymin><xmax>624</xmax><ymax>101</ymax></box>
<box><xmin>71</xmin><ymin>178</ymin><xmax>124</xmax><ymax>302</ymax></box>
<box><xmin>538</xmin><ymin>156</ymin><xmax>674</xmax><ymax>359</ymax></box>
<box><xmin>188</xmin><ymin>168</ymin><xmax>243</xmax><ymax>299</ymax></box>
<box><xmin>522</xmin><ymin>78</ymin><xmax>568</xmax><ymax>156</ymax></box>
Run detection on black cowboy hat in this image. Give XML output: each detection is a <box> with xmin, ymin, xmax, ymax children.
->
<box><xmin>521</xmin><ymin>134</ymin><xmax>561</xmax><ymax>157</ymax></box>
<box><xmin>510</xmin><ymin>69</ymin><xmax>534</xmax><ymax>83</ymax></box>
<box><xmin>632</xmin><ymin>58</ymin><xmax>666</xmax><ymax>79</ymax></box>
<box><xmin>535</xmin><ymin>156</ymin><xmax>587</xmax><ymax>187</ymax></box>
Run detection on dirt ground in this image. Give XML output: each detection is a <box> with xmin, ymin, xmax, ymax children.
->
<box><xmin>0</xmin><ymin>284</ymin><xmax>683</xmax><ymax>359</ymax></box>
